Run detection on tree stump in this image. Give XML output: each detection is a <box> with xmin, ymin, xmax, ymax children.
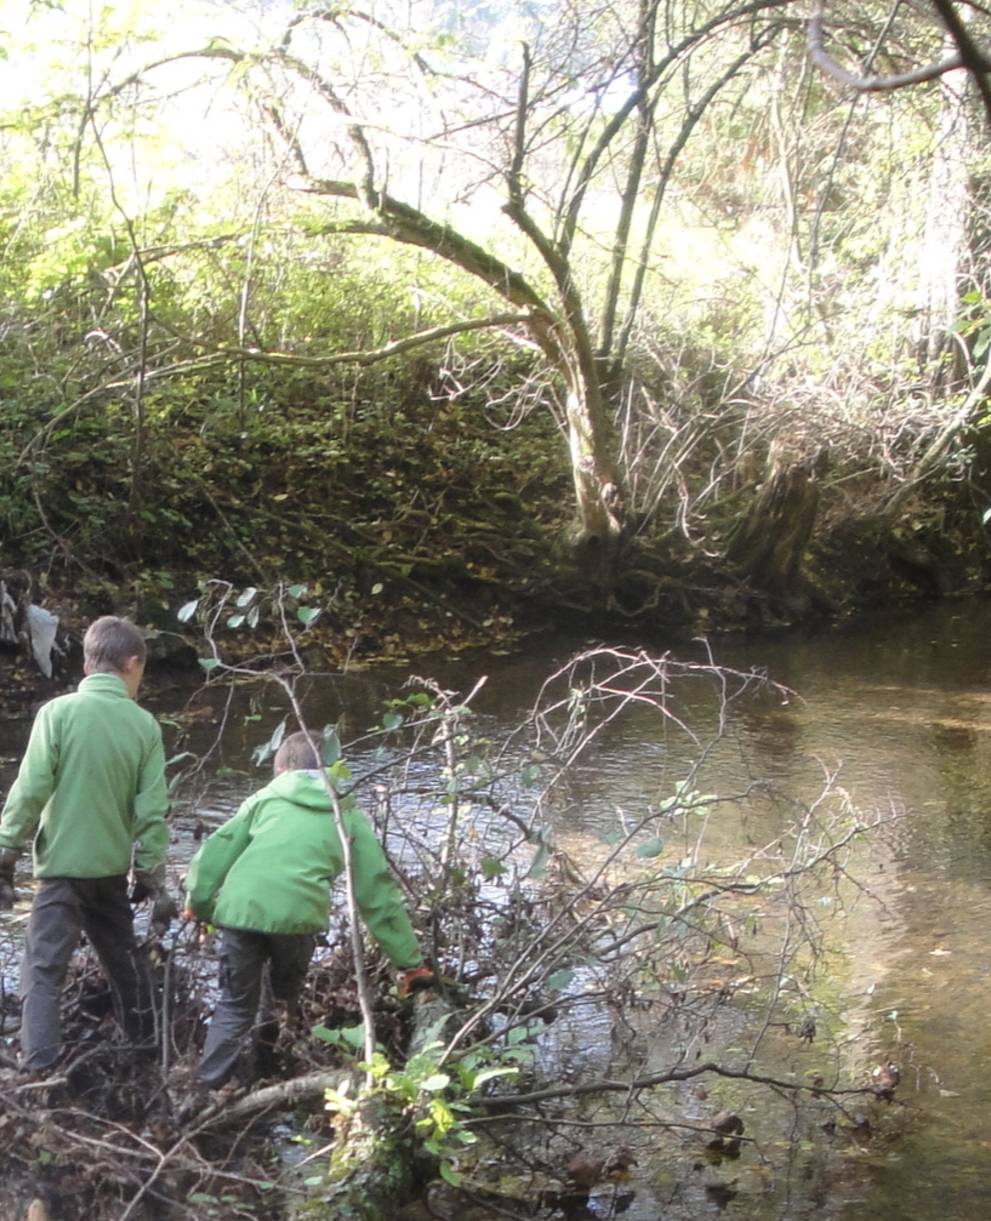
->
<box><xmin>727</xmin><ymin>440</ymin><xmax>826</xmax><ymax>606</ymax></box>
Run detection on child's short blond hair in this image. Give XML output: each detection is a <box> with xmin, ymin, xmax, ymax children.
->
<box><xmin>274</xmin><ymin>731</ymin><xmax>320</xmax><ymax>773</ymax></box>
<box><xmin>83</xmin><ymin>616</ymin><xmax>147</xmax><ymax>673</ymax></box>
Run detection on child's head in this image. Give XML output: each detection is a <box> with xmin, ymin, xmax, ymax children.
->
<box><xmin>274</xmin><ymin>731</ymin><xmax>320</xmax><ymax>774</ymax></box>
<box><xmin>83</xmin><ymin>616</ymin><xmax>147</xmax><ymax>696</ymax></box>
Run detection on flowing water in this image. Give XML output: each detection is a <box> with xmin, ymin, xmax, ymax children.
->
<box><xmin>3</xmin><ymin>600</ymin><xmax>991</xmax><ymax>1219</ymax></box>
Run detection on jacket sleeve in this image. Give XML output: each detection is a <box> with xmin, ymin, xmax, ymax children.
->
<box><xmin>131</xmin><ymin>723</ymin><xmax>170</xmax><ymax>872</ymax></box>
<box><xmin>185</xmin><ymin>799</ymin><xmax>256</xmax><ymax>921</ymax></box>
<box><xmin>346</xmin><ymin>808</ymin><xmax>422</xmax><ymax>969</ymax></box>
<box><xmin>0</xmin><ymin>702</ymin><xmax>59</xmax><ymax>853</ymax></box>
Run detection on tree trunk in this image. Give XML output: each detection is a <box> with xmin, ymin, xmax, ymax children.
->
<box><xmin>566</xmin><ymin>385</ymin><xmax>619</xmax><ymax>544</ymax></box>
<box><xmin>914</xmin><ymin>42</ymin><xmax>971</xmax><ymax>375</ymax></box>
<box><xmin>289</xmin><ymin>1096</ymin><xmax>417</xmax><ymax>1221</ymax></box>
<box><xmin>727</xmin><ymin>439</ymin><xmax>823</xmax><ymax>602</ymax></box>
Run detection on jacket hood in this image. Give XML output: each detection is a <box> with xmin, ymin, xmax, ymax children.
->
<box><xmin>262</xmin><ymin>768</ymin><xmax>335</xmax><ymax>811</ymax></box>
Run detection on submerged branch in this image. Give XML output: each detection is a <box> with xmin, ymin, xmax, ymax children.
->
<box><xmin>481</xmin><ymin>1059</ymin><xmax>876</xmax><ymax>1109</ymax></box>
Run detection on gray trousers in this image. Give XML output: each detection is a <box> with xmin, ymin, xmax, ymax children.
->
<box><xmin>197</xmin><ymin>926</ymin><xmax>315</xmax><ymax>1089</ymax></box>
<box><xmin>20</xmin><ymin>875</ymin><xmax>151</xmax><ymax>1072</ymax></box>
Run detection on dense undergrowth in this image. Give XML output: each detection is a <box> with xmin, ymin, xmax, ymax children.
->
<box><xmin>3</xmin><ymin>225</ymin><xmax>991</xmax><ymax>660</ymax></box>
<box><xmin>2</xmin><ymin>354</ymin><xmax>579</xmax><ymax>660</ymax></box>
<box><xmin>4</xmin><ymin>349</ymin><xmax>991</xmax><ymax>666</ymax></box>
<box><xmin>3</xmin><ymin>0</ymin><xmax>991</xmax><ymax>661</ymax></box>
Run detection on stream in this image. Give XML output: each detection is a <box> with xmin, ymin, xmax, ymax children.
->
<box><xmin>3</xmin><ymin>599</ymin><xmax>991</xmax><ymax>1219</ymax></box>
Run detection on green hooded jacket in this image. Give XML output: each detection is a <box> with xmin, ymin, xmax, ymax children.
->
<box><xmin>0</xmin><ymin>673</ymin><xmax>169</xmax><ymax>878</ymax></box>
<box><xmin>184</xmin><ymin>768</ymin><xmax>422</xmax><ymax>968</ymax></box>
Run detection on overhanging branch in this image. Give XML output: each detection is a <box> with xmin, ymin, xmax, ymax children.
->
<box><xmin>211</xmin><ymin>313</ymin><xmax>534</xmax><ymax>367</ymax></box>
<box><xmin>807</xmin><ymin>3</ymin><xmax>988</xmax><ymax>93</ymax></box>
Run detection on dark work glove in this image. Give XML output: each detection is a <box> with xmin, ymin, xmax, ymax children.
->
<box><xmin>399</xmin><ymin>965</ymin><xmax>435</xmax><ymax>997</ymax></box>
<box><xmin>0</xmin><ymin>847</ymin><xmax>19</xmax><ymax>911</ymax></box>
<box><xmin>130</xmin><ymin>865</ymin><xmax>161</xmax><ymax>905</ymax></box>
<box><xmin>131</xmin><ymin>863</ymin><xmax>179</xmax><ymax>933</ymax></box>
<box><xmin>150</xmin><ymin>890</ymin><xmax>180</xmax><ymax>933</ymax></box>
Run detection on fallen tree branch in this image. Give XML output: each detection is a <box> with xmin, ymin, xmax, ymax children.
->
<box><xmin>215</xmin><ymin>1068</ymin><xmax>342</xmax><ymax>1124</ymax></box>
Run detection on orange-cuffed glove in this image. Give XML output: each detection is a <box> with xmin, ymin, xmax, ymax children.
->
<box><xmin>399</xmin><ymin>965</ymin><xmax>435</xmax><ymax>997</ymax></box>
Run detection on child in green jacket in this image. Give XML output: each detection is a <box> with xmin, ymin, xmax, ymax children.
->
<box><xmin>0</xmin><ymin>615</ymin><xmax>175</xmax><ymax>1072</ymax></box>
<box><xmin>185</xmin><ymin>730</ymin><xmax>429</xmax><ymax>1088</ymax></box>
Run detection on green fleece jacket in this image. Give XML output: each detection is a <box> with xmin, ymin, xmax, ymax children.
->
<box><xmin>185</xmin><ymin>769</ymin><xmax>422</xmax><ymax>968</ymax></box>
<box><xmin>0</xmin><ymin>673</ymin><xmax>169</xmax><ymax>878</ymax></box>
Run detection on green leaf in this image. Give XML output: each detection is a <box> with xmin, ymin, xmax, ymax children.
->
<box><xmin>226</xmin><ymin>613</ymin><xmax>245</xmax><ymax>629</ymax></box>
<box><xmin>472</xmin><ymin>1066</ymin><xmax>519</xmax><ymax>1087</ymax></box>
<box><xmin>321</xmin><ymin>726</ymin><xmax>341</xmax><ymax>765</ymax></box>
<box><xmin>236</xmin><ymin>585</ymin><xmax>258</xmax><ymax>608</ymax></box>
<box><xmin>382</xmin><ymin>711</ymin><xmax>404</xmax><ymax>731</ymax></box>
<box><xmin>297</xmin><ymin>606</ymin><xmax>321</xmax><ymax>626</ymax></box>
<box><xmin>177</xmin><ymin>598</ymin><xmax>199</xmax><ymax>623</ymax></box>
<box><xmin>371</xmin><ymin>582</ymin><xmax>384</xmax><ymax>595</ymax></box>
<box><xmin>480</xmin><ymin>856</ymin><xmax>505</xmax><ymax>879</ymax></box>
<box><xmin>420</xmin><ymin>1072</ymin><xmax>450</xmax><ymax>1092</ymax></box>
<box><xmin>439</xmin><ymin>1161</ymin><xmax>462</xmax><ymax>1187</ymax></box>
<box><xmin>546</xmin><ymin>968</ymin><xmax>575</xmax><ymax>991</ymax></box>
<box><xmin>287</xmin><ymin>583</ymin><xmax>308</xmax><ymax>598</ymax></box>
<box><xmin>247</xmin><ymin>604</ymin><xmax>261</xmax><ymax>629</ymax></box>
<box><xmin>636</xmin><ymin>835</ymin><xmax>665</xmax><ymax>859</ymax></box>
<box><xmin>198</xmin><ymin>657</ymin><xmax>221</xmax><ymax>672</ymax></box>
<box><xmin>252</xmin><ymin>718</ymin><xmax>286</xmax><ymax>767</ymax></box>
<box><xmin>520</xmin><ymin>764</ymin><xmax>541</xmax><ymax>787</ymax></box>
<box><xmin>526</xmin><ymin>838</ymin><xmax>550</xmax><ymax>879</ymax></box>
<box><xmin>311</xmin><ymin>1024</ymin><xmax>341</xmax><ymax>1045</ymax></box>
<box><xmin>342</xmin><ymin>1023</ymin><xmax>366</xmax><ymax>1048</ymax></box>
